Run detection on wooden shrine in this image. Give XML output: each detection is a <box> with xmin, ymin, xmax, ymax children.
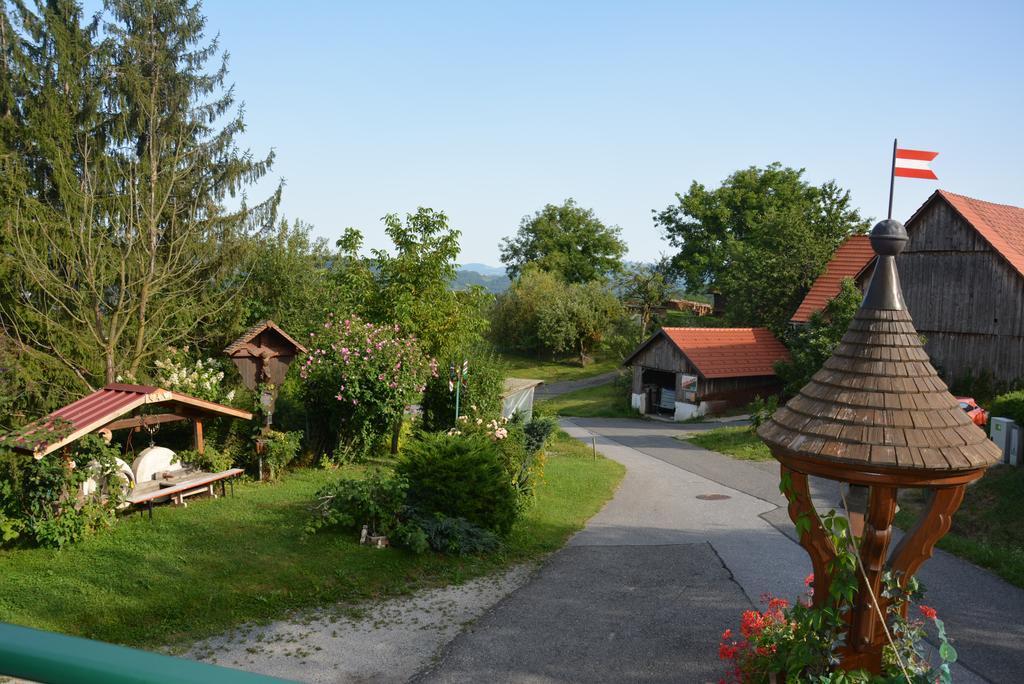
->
<box><xmin>757</xmin><ymin>219</ymin><xmax>1002</xmax><ymax>673</ymax></box>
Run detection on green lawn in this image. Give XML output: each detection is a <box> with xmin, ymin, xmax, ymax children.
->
<box><xmin>500</xmin><ymin>352</ymin><xmax>619</xmax><ymax>384</ymax></box>
<box><xmin>895</xmin><ymin>465</ymin><xmax>1024</xmax><ymax>589</ymax></box>
<box><xmin>539</xmin><ymin>380</ymin><xmax>637</xmax><ymax>418</ymax></box>
<box><xmin>0</xmin><ymin>431</ymin><xmax>624</xmax><ymax>651</ymax></box>
<box><xmin>685</xmin><ymin>426</ymin><xmax>773</xmax><ymax>461</ymax></box>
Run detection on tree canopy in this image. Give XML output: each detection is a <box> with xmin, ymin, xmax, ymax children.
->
<box><xmin>0</xmin><ymin>0</ymin><xmax>279</xmax><ymax>414</ymax></box>
<box><xmin>500</xmin><ymin>199</ymin><xmax>626</xmax><ymax>283</ymax></box>
<box><xmin>653</xmin><ymin>163</ymin><xmax>869</xmax><ymax>331</ymax></box>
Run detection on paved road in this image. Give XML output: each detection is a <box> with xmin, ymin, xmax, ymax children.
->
<box><xmin>533</xmin><ymin>370</ymin><xmax>621</xmax><ymax>399</ymax></box>
<box><xmin>419</xmin><ymin>417</ymin><xmax>1019</xmax><ymax>683</ymax></box>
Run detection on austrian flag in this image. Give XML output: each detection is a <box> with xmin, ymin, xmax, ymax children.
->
<box><xmin>894</xmin><ymin>148</ymin><xmax>939</xmax><ymax>180</ymax></box>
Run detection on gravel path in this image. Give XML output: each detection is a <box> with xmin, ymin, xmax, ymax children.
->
<box><xmin>186</xmin><ymin>565</ymin><xmax>535</xmax><ymax>683</ymax></box>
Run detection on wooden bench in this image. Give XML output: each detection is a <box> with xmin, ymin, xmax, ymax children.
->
<box><xmin>128</xmin><ymin>468</ymin><xmax>244</xmax><ymax>518</ymax></box>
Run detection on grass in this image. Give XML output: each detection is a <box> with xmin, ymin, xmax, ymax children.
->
<box><xmin>539</xmin><ymin>380</ymin><xmax>637</xmax><ymax>418</ymax></box>
<box><xmin>685</xmin><ymin>426</ymin><xmax>774</xmax><ymax>461</ymax></box>
<box><xmin>895</xmin><ymin>465</ymin><xmax>1024</xmax><ymax>589</ymax></box>
<box><xmin>0</xmin><ymin>431</ymin><xmax>624</xmax><ymax>650</ymax></box>
<box><xmin>500</xmin><ymin>351</ymin><xmax>619</xmax><ymax>384</ymax></box>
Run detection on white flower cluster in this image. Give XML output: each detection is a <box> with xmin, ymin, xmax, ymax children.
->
<box><xmin>154</xmin><ymin>348</ymin><xmax>235</xmax><ymax>403</ymax></box>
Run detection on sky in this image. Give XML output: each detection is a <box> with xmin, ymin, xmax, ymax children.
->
<box><xmin>175</xmin><ymin>1</ymin><xmax>1022</xmax><ymax>265</ymax></box>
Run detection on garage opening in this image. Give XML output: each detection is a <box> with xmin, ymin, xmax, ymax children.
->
<box><xmin>641</xmin><ymin>368</ymin><xmax>676</xmax><ymax>415</ymax></box>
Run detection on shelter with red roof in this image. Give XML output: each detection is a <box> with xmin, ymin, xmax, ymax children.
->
<box><xmin>622</xmin><ymin>327</ymin><xmax>790</xmax><ymax>420</ymax></box>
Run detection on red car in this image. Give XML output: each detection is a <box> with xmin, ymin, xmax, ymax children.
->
<box><xmin>956</xmin><ymin>397</ymin><xmax>988</xmax><ymax>426</ymax></box>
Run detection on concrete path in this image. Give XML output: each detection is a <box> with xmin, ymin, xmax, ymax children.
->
<box><xmin>419</xmin><ymin>417</ymin><xmax>1016</xmax><ymax>683</ymax></box>
<box><xmin>533</xmin><ymin>370</ymin><xmax>620</xmax><ymax>399</ymax></box>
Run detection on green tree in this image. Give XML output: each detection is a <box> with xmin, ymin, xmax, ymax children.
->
<box><xmin>491</xmin><ymin>267</ymin><xmax>621</xmax><ymax>366</ymax></box>
<box><xmin>500</xmin><ymin>198</ymin><xmax>626</xmax><ymax>283</ymax></box>
<box><xmin>774</xmin><ymin>278</ymin><xmax>862</xmax><ymax>395</ymax></box>
<box><xmin>231</xmin><ymin>218</ymin><xmax>339</xmax><ymax>342</ymax></box>
<box><xmin>337</xmin><ymin>208</ymin><xmax>491</xmax><ymax>362</ymax></box>
<box><xmin>618</xmin><ymin>257</ymin><xmax>680</xmax><ymax>336</ymax></box>
<box><xmin>654</xmin><ymin>163</ymin><xmax>868</xmax><ymax>331</ymax></box>
<box><xmin>0</xmin><ymin>0</ymin><xmax>280</xmax><ymax>409</ymax></box>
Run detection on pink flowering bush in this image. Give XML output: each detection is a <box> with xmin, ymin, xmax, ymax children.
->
<box><xmin>300</xmin><ymin>314</ymin><xmax>434</xmax><ymax>460</ymax></box>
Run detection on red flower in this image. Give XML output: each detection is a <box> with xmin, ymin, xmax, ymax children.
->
<box><xmin>804</xmin><ymin>573</ymin><xmax>814</xmax><ymax>586</ymax></box>
<box><xmin>919</xmin><ymin>605</ymin><xmax>938</xmax><ymax>620</ymax></box>
<box><xmin>740</xmin><ymin>609</ymin><xmax>768</xmax><ymax>638</ymax></box>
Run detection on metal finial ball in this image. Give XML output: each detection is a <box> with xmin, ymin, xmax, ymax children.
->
<box><xmin>869</xmin><ymin>219</ymin><xmax>909</xmax><ymax>256</ymax></box>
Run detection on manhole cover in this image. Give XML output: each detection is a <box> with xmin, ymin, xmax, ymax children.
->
<box><xmin>696</xmin><ymin>493</ymin><xmax>731</xmax><ymax>501</ymax></box>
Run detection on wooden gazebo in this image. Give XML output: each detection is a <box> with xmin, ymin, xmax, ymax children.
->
<box><xmin>757</xmin><ymin>218</ymin><xmax>1002</xmax><ymax>672</ymax></box>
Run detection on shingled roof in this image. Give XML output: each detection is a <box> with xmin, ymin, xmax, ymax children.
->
<box><xmin>759</xmin><ymin>219</ymin><xmax>1002</xmax><ymax>473</ymax></box>
<box><xmin>224</xmin><ymin>320</ymin><xmax>307</xmax><ymax>356</ymax></box>
<box><xmin>909</xmin><ymin>190</ymin><xmax>1024</xmax><ymax>279</ymax></box>
<box><xmin>791</xmin><ymin>235</ymin><xmax>875</xmax><ymax>323</ymax></box>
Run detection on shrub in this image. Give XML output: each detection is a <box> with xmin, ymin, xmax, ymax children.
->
<box><xmin>397</xmin><ymin>433</ymin><xmax>519</xmax><ymax>536</ymax></box>
<box><xmin>420</xmin><ymin>347</ymin><xmax>506</xmax><ymax>432</ymax></box>
<box><xmin>307</xmin><ymin>469</ymin><xmax>410</xmax><ymax>537</ymax></box>
<box><xmin>261</xmin><ymin>429</ymin><xmax>302</xmax><ymax>479</ymax></box>
<box><xmin>524</xmin><ymin>414</ymin><xmax>558</xmax><ymax>457</ymax></box>
<box><xmin>299</xmin><ymin>314</ymin><xmax>433</xmax><ymax>461</ymax></box>
<box><xmin>412</xmin><ymin>512</ymin><xmax>501</xmax><ymax>556</ymax></box>
<box><xmin>748</xmin><ymin>395</ymin><xmax>779</xmax><ymax>430</ymax></box>
<box><xmin>153</xmin><ymin>346</ymin><xmax>237</xmax><ymax>404</ymax></box>
<box><xmin>0</xmin><ymin>434</ymin><xmax>125</xmax><ymax>549</ymax></box>
<box><xmin>989</xmin><ymin>390</ymin><xmax>1024</xmax><ymax>427</ymax></box>
<box><xmin>175</xmin><ymin>445</ymin><xmax>234</xmax><ymax>473</ymax></box>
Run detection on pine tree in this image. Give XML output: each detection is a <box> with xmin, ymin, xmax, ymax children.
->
<box><xmin>0</xmin><ymin>0</ymin><xmax>280</xmax><ymax>412</ymax></box>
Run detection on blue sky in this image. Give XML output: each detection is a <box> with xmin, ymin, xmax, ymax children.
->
<box><xmin>188</xmin><ymin>1</ymin><xmax>1023</xmax><ymax>264</ymax></box>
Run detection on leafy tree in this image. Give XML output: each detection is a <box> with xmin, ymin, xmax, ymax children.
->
<box><xmin>231</xmin><ymin>218</ymin><xmax>340</xmax><ymax>342</ymax></box>
<box><xmin>500</xmin><ymin>198</ymin><xmax>626</xmax><ymax>283</ymax></box>
<box><xmin>491</xmin><ymin>267</ymin><xmax>621</xmax><ymax>365</ymax></box>
<box><xmin>774</xmin><ymin>278</ymin><xmax>861</xmax><ymax>395</ymax></box>
<box><xmin>337</xmin><ymin>208</ymin><xmax>491</xmax><ymax>363</ymax></box>
<box><xmin>654</xmin><ymin>163</ymin><xmax>869</xmax><ymax>331</ymax></box>
<box><xmin>0</xmin><ymin>0</ymin><xmax>279</xmax><ymax>409</ymax></box>
<box><xmin>618</xmin><ymin>257</ymin><xmax>680</xmax><ymax>336</ymax></box>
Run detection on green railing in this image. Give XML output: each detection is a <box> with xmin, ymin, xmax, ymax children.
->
<box><xmin>0</xmin><ymin>622</ymin><xmax>293</xmax><ymax>683</ymax></box>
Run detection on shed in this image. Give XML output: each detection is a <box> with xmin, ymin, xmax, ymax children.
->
<box><xmin>898</xmin><ymin>190</ymin><xmax>1024</xmax><ymax>383</ymax></box>
<box><xmin>790</xmin><ymin>234</ymin><xmax>876</xmax><ymax>324</ymax></box>
<box><xmin>501</xmin><ymin>378</ymin><xmax>544</xmax><ymax>422</ymax></box>
<box><xmin>5</xmin><ymin>384</ymin><xmax>253</xmax><ymax>459</ymax></box>
<box><xmin>622</xmin><ymin>327</ymin><xmax>790</xmax><ymax>420</ymax></box>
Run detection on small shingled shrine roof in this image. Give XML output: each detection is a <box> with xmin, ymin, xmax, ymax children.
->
<box><xmin>758</xmin><ymin>219</ymin><xmax>1002</xmax><ymax>473</ymax></box>
<box><xmin>224</xmin><ymin>320</ymin><xmax>307</xmax><ymax>356</ymax></box>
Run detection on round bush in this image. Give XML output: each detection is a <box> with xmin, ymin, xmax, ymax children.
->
<box><xmin>397</xmin><ymin>433</ymin><xmax>518</xmax><ymax>536</ymax></box>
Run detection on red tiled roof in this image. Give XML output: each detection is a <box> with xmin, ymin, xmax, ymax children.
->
<box><xmin>922</xmin><ymin>190</ymin><xmax>1024</xmax><ymax>279</ymax></box>
<box><xmin>6</xmin><ymin>384</ymin><xmax>253</xmax><ymax>458</ymax></box>
<box><xmin>661</xmin><ymin>327</ymin><xmax>790</xmax><ymax>379</ymax></box>
<box><xmin>790</xmin><ymin>235</ymin><xmax>875</xmax><ymax>323</ymax></box>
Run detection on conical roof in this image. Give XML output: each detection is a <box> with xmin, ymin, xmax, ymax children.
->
<box><xmin>758</xmin><ymin>219</ymin><xmax>1002</xmax><ymax>473</ymax></box>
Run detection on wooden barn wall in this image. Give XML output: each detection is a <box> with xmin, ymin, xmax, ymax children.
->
<box><xmin>701</xmin><ymin>376</ymin><xmax>781</xmax><ymax>404</ymax></box>
<box><xmin>630</xmin><ymin>336</ymin><xmax>691</xmax><ymax>374</ymax></box>
<box><xmin>900</xmin><ymin>200</ymin><xmax>1024</xmax><ymax>383</ymax></box>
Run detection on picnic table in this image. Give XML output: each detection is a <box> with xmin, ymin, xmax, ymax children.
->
<box><xmin>127</xmin><ymin>468</ymin><xmax>244</xmax><ymax>518</ymax></box>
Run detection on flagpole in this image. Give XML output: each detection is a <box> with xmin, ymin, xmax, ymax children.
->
<box><xmin>887</xmin><ymin>137</ymin><xmax>897</xmax><ymax>219</ymax></box>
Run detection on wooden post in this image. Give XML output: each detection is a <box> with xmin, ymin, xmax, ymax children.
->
<box><xmin>193</xmin><ymin>417</ymin><xmax>204</xmax><ymax>455</ymax></box>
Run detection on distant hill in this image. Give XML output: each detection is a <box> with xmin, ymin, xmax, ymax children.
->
<box><xmin>452</xmin><ymin>268</ymin><xmax>510</xmax><ymax>293</ymax></box>
<box><xmin>458</xmin><ymin>263</ymin><xmax>506</xmax><ymax>277</ymax></box>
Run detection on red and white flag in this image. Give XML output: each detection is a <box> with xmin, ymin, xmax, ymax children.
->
<box><xmin>894</xmin><ymin>148</ymin><xmax>939</xmax><ymax>180</ymax></box>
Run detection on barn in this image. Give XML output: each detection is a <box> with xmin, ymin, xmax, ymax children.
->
<box><xmin>898</xmin><ymin>191</ymin><xmax>1024</xmax><ymax>383</ymax></box>
<box><xmin>622</xmin><ymin>327</ymin><xmax>790</xmax><ymax>420</ymax></box>
<box><xmin>794</xmin><ymin>191</ymin><xmax>1024</xmax><ymax>384</ymax></box>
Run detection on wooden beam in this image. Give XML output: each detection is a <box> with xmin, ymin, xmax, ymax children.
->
<box><xmin>102</xmin><ymin>413</ymin><xmax>187</xmax><ymax>432</ymax></box>
<box><xmin>193</xmin><ymin>418</ymin><xmax>204</xmax><ymax>455</ymax></box>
